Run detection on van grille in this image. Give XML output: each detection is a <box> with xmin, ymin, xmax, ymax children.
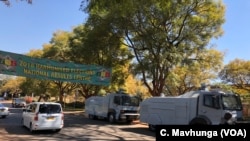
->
<box><xmin>123</xmin><ymin>110</ymin><xmax>138</xmax><ymax>113</ymax></box>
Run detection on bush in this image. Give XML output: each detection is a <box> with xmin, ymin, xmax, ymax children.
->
<box><xmin>66</xmin><ymin>101</ymin><xmax>85</xmax><ymax>108</ymax></box>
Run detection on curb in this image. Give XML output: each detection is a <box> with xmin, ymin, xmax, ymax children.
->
<box><xmin>63</xmin><ymin>111</ymin><xmax>84</xmax><ymax>115</ymax></box>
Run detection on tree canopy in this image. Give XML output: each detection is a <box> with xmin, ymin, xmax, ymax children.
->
<box><xmin>1</xmin><ymin>0</ymin><xmax>230</xmax><ymax>98</ymax></box>
<box><xmin>68</xmin><ymin>24</ymin><xmax>134</xmax><ymax>98</ymax></box>
<box><xmin>219</xmin><ymin>59</ymin><xmax>250</xmax><ymax>94</ymax></box>
<box><xmin>165</xmin><ymin>48</ymin><xmax>224</xmax><ymax>95</ymax></box>
<box><xmin>81</xmin><ymin>0</ymin><xmax>226</xmax><ymax>96</ymax></box>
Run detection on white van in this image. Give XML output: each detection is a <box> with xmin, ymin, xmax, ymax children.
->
<box><xmin>22</xmin><ymin>102</ymin><xmax>64</xmax><ymax>133</ymax></box>
<box><xmin>85</xmin><ymin>93</ymin><xmax>140</xmax><ymax>123</ymax></box>
<box><xmin>139</xmin><ymin>90</ymin><xmax>244</xmax><ymax>131</ymax></box>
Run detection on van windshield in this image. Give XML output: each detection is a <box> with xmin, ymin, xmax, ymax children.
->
<box><xmin>121</xmin><ymin>96</ymin><xmax>140</xmax><ymax>106</ymax></box>
<box><xmin>222</xmin><ymin>94</ymin><xmax>242</xmax><ymax>110</ymax></box>
<box><xmin>39</xmin><ymin>104</ymin><xmax>61</xmax><ymax>114</ymax></box>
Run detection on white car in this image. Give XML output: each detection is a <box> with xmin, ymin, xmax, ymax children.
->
<box><xmin>12</xmin><ymin>98</ymin><xmax>26</xmax><ymax>108</ymax></box>
<box><xmin>0</xmin><ymin>103</ymin><xmax>10</xmax><ymax>118</ymax></box>
<box><xmin>22</xmin><ymin>102</ymin><xmax>64</xmax><ymax>133</ymax></box>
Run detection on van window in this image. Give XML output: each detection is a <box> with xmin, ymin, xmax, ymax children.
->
<box><xmin>39</xmin><ymin>104</ymin><xmax>61</xmax><ymax>114</ymax></box>
<box><xmin>114</xmin><ymin>96</ymin><xmax>121</xmax><ymax>105</ymax></box>
<box><xmin>222</xmin><ymin>94</ymin><xmax>242</xmax><ymax>110</ymax></box>
<box><xmin>203</xmin><ymin>95</ymin><xmax>220</xmax><ymax>109</ymax></box>
<box><xmin>30</xmin><ymin>104</ymin><xmax>37</xmax><ymax>113</ymax></box>
<box><xmin>26</xmin><ymin>104</ymin><xmax>37</xmax><ymax>113</ymax></box>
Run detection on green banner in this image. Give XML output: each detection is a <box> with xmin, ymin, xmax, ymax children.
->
<box><xmin>0</xmin><ymin>50</ymin><xmax>111</xmax><ymax>86</ymax></box>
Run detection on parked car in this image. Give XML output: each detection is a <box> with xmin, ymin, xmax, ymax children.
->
<box><xmin>0</xmin><ymin>103</ymin><xmax>10</xmax><ymax>118</ymax></box>
<box><xmin>22</xmin><ymin>102</ymin><xmax>64</xmax><ymax>133</ymax></box>
<box><xmin>12</xmin><ymin>98</ymin><xmax>26</xmax><ymax>108</ymax></box>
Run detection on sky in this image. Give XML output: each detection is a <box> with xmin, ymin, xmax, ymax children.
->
<box><xmin>0</xmin><ymin>0</ymin><xmax>87</xmax><ymax>54</ymax></box>
<box><xmin>0</xmin><ymin>0</ymin><xmax>250</xmax><ymax>65</ymax></box>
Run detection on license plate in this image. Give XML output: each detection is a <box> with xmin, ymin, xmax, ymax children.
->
<box><xmin>47</xmin><ymin>116</ymin><xmax>55</xmax><ymax>120</ymax></box>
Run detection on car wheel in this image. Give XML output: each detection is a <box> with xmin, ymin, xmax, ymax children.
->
<box><xmin>21</xmin><ymin>118</ymin><xmax>25</xmax><ymax>127</ymax></box>
<box><xmin>29</xmin><ymin>123</ymin><xmax>34</xmax><ymax>133</ymax></box>
<box><xmin>1</xmin><ymin>115</ymin><xmax>6</xmax><ymax>118</ymax></box>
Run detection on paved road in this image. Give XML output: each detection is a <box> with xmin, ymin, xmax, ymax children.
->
<box><xmin>0</xmin><ymin>101</ymin><xmax>155</xmax><ymax>141</ymax></box>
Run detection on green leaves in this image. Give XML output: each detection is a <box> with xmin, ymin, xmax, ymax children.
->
<box><xmin>82</xmin><ymin>0</ymin><xmax>226</xmax><ymax>96</ymax></box>
<box><xmin>165</xmin><ymin>48</ymin><xmax>224</xmax><ymax>95</ymax></box>
<box><xmin>219</xmin><ymin>59</ymin><xmax>250</xmax><ymax>94</ymax></box>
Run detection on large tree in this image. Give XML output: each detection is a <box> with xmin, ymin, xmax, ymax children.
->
<box><xmin>42</xmin><ymin>30</ymin><xmax>77</xmax><ymax>103</ymax></box>
<box><xmin>1</xmin><ymin>77</ymin><xmax>25</xmax><ymax>95</ymax></box>
<box><xmin>18</xmin><ymin>49</ymin><xmax>58</xmax><ymax>99</ymax></box>
<box><xmin>81</xmin><ymin>0</ymin><xmax>225</xmax><ymax>96</ymax></box>
<box><xmin>219</xmin><ymin>59</ymin><xmax>250</xmax><ymax>94</ymax></box>
<box><xmin>164</xmin><ymin>48</ymin><xmax>224</xmax><ymax>96</ymax></box>
<box><xmin>68</xmin><ymin>24</ymin><xmax>133</xmax><ymax>99</ymax></box>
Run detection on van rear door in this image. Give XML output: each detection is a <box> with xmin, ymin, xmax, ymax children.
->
<box><xmin>38</xmin><ymin>104</ymin><xmax>64</xmax><ymax>128</ymax></box>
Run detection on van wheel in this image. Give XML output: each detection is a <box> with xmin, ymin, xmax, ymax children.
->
<box><xmin>126</xmin><ymin>120</ymin><xmax>133</xmax><ymax>124</ymax></box>
<box><xmin>108</xmin><ymin>113</ymin><xmax>116</xmax><ymax>123</ymax></box>
<box><xmin>190</xmin><ymin>118</ymin><xmax>207</xmax><ymax>125</ymax></box>
<box><xmin>148</xmin><ymin>124</ymin><xmax>156</xmax><ymax>131</ymax></box>
<box><xmin>89</xmin><ymin>114</ymin><xmax>97</xmax><ymax>120</ymax></box>
<box><xmin>149</xmin><ymin>124</ymin><xmax>156</xmax><ymax>131</ymax></box>
<box><xmin>89</xmin><ymin>114</ymin><xmax>94</xmax><ymax>119</ymax></box>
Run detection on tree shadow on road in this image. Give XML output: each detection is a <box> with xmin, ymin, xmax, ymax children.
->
<box><xmin>120</xmin><ymin>126</ymin><xmax>155</xmax><ymax>138</ymax></box>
